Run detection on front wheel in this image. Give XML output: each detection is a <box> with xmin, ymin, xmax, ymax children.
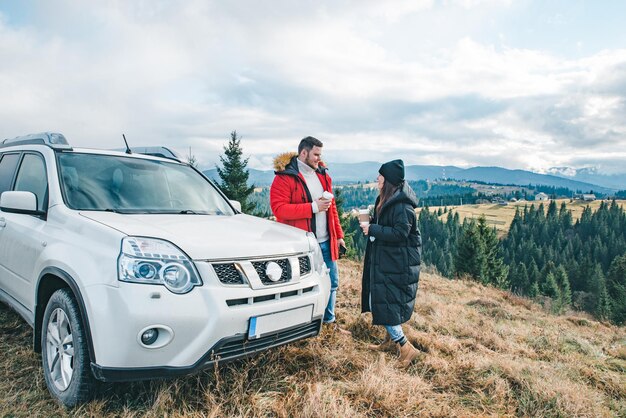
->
<box><xmin>41</xmin><ymin>288</ymin><xmax>97</xmax><ymax>407</ymax></box>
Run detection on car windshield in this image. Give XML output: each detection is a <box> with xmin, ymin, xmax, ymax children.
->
<box><xmin>57</xmin><ymin>153</ymin><xmax>235</xmax><ymax>215</ymax></box>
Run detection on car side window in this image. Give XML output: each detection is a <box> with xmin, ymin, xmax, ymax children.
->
<box><xmin>0</xmin><ymin>153</ymin><xmax>21</xmax><ymax>195</ymax></box>
<box><xmin>14</xmin><ymin>153</ymin><xmax>48</xmax><ymax>212</ymax></box>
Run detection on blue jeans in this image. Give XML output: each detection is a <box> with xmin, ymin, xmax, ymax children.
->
<box><xmin>319</xmin><ymin>240</ymin><xmax>338</xmax><ymax>323</ymax></box>
<box><xmin>384</xmin><ymin>325</ymin><xmax>405</xmax><ymax>342</ymax></box>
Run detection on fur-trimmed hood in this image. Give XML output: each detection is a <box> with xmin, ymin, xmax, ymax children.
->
<box><xmin>273</xmin><ymin>152</ymin><xmax>327</xmax><ymax>175</ymax></box>
<box><xmin>273</xmin><ymin>152</ymin><xmax>298</xmax><ymax>172</ymax></box>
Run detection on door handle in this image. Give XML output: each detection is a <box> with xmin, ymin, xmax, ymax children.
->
<box><xmin>0</xmin><ymin>218</ymin><xmax>5</xmax><ymax>228</ymax></box>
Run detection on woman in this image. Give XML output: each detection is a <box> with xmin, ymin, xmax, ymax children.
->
<box><xmin>360</xmin><ymin>159</ymin><xmax>422</xmax><ymax>368</ymax></box>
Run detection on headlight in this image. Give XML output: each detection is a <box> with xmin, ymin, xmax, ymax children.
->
<box><xmin>307</xmin><ymin>232</ymin><xmax>327</xmax><ymax>276</ymax></box>
<box><xmin>118</xmin><ymin>237</ymin><xmax>202</xmax><ymax>294</ymax></box>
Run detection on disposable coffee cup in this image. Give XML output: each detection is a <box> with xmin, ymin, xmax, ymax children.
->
<box><xmin>358</xmin><ymin>209</ymin><xmax>370</xmax><ymax>226</ymax></box>
<box><xmin>322</xmin><ymin>191</ymin><xmax>334</xmax><ymax>200</ymax></box>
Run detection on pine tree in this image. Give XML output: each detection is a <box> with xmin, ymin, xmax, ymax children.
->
<box><xmin>607</xmin><ymin>254</ymin><xmax>626</xmax><ymax>324</ymax></box>
<box><xmin>555</xmin><ymin>265</ymin><xmax>572</xmax><ymax>310</ymax></box>
<box><xmin>588</xmin><ymin>264</ymin><xmax>608</xmax><ymax>314</ymax></box>
<box><xmin>528</xmin><ymin>281</ymin><xmax>540</xmax><ymax>298</ymax></box>
<box><xmin>216</xmin><ymin>131</ymin><xmax>255</xmax><ymax>214</ymax></box>
<box><xmin>539</xmin><ymin>261</ymin><xmax>557</xmax><ymax>290</ymax></box>
<box><xmin>559</xmin><ymin>202</ymin><xmax>573</xmax><ymax>230</ymax></box>
<box><xmin>571</xmin><ymin>257</ymin><xmax>595</xmax><ymax>293</ymax></box>
<box><xmin>455</xmin><ymin>220</ymin><xmax>485</xmax><ymax>280</ymax></box>
<box><xmin>542</xmin><ymin>272</ymin><xmax>561</xmax><ymax>300</ymax></box>
<box><xmin>477</xmin><ymin>216</ymin><xmax>509</xmax><ymax>288</ymax></box>
<box><xmin>596</xmin><ymin>280</ymin><xmax>613</xmax><ymax>321</ymax></box>
<box><xmin>527</xmin><ymin>258</ymin><xmax>540</xmax><ymax>298</ymax></box>
<box><xmin>547</xmin><ymin>200</ymin><xmax>558</xmax><ymax>219</ymax></box>
<box><xmin>579</xmin><ymin>205</ymin><xmax>593</xmax><ymax>238</ymax></box>
<box><xmin>510</xmin><ymin>262</ymin><xmax>529</xmax><ymax>295</ymax></box>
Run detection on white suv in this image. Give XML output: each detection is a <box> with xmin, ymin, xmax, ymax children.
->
<box><xmin>0</xmin><ymin>132</ymin><xmax>330</xmax><ymax>406</ymax></box>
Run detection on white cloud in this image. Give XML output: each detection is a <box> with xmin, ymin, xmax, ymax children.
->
<box><xmin>0</xmin><ymin>1</ymin><xmax>625</xmax><ymax>175</ymax></box>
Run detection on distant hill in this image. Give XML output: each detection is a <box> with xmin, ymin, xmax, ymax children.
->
<box><xmin>204</xmin><ymin>163</ymin><xmax>615</xmax><ymax>194</ymax></box>
<box><xmin>548</xmin><ymin>167</ymin><xmax>626</xmax><ymax>190</ymax></box>
<box><xmin>452</xmin><ymin>166</ymin><xmax>613</xmax><ymax>194</ymax></box>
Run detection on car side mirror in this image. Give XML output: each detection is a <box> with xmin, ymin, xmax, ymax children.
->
<box><xmin>229</xmin><ymin>200</ymin><xmax>242</xmax><ymax>212</ymax></box>
<box><xmin>0</xmin><ymin>191</ymin><xmax>42</xmax><ymax>215</ymax></box>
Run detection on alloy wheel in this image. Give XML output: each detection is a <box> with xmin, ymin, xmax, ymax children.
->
<box><xmin>45</xmin><ymin>308</ymin><xmax>75</xmax><ymax>391</ymax></box>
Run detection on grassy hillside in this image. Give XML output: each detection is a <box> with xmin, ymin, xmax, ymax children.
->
<box><xmin>1</xmin><ymin>260</ymin><xmax>624</xmax><ymax>417</ymax></box>
<box><xmin>418</xmin><ymin>199</ymin><xmax>626</xmax><ymax>237</ymax></box>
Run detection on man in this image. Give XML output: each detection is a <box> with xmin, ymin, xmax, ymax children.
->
<box><xmin>270</xmin><ymin>136</ymin><xmax>350</xmax><ymax>334</ymax></box>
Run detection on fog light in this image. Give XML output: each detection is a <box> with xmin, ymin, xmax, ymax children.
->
<box><xmin>141</xmin><ymin>328</ymin><xmax>159</xmax><ymax>345</ymax></box>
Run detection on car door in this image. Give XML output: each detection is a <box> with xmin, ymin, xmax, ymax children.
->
<box><xmin>0</xmin><ymin>152</ymin><xmax>49</xmax><ymax>309</ymax></box>
<box><xmin>0</xmin><ymin>152</ymin><xmax>22</xmax><ymax>297</ymax></box>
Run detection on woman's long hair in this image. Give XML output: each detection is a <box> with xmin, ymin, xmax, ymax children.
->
<box><xmin>376</xmin><ymin>179</ymin><xmax>401</xmax><ymax>216</ymax></box>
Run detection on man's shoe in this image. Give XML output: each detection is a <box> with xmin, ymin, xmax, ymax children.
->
<box><xmin>367</xmin><ymin>335</ymin><xmax>396</xmax><ymax>353</ymax></box>
<box><xmin>397</xmin><ymin>341</ymin><xmax>421</xmax><ymax>368</ymax></box>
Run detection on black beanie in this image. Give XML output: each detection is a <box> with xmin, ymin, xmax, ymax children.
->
<box><xmin>379</xmin><ymin>159</ymin><xmax>405</xmax><ymax>186</ymax></box>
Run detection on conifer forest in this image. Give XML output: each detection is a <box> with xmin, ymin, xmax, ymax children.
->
<box><xmin>341</xmin><ymin>196</ymin><xmax>626</xmax><ymax>325</ymax></box>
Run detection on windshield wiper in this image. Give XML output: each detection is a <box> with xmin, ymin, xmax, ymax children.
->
<box><xmin>101</xmin><ymin>208</ymin><xmax>209</xmax><ymax>215</ymax></box>
<box><xmin>103</xmin><ymin>208</ymin><xmax>128</xmax><ymax>214</ymax></box>
<box><xmin>135</xmin><ymin>209</ymin><xmax>208</xmax><ymax>214</ymax></box>
<box><xmin>103</xmin><ymin>208</ymin><xmax>148</xmax><ymax>214</ymax></box>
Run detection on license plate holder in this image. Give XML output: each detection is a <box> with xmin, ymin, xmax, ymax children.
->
<box><xmin>248</xmin><ymin>305</ymin><xmax>313</xmax><ymax>340</ymax></box>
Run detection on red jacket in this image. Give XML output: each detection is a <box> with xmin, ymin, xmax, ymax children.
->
<box><xmin>270</xmin><ymin>152</ymin><xmax>344</xmax><ymax>261</ymax></box>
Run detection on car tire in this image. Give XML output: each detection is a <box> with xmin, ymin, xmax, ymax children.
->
<box><xmin>41</xmin><ymin>288</ymin><xmax>97</xmax><ymax>407</ymax></box>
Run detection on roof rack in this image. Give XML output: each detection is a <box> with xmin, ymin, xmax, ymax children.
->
<box><xmin>1</xmin><ymin>132</ymin><xmax>72</xmax><ymax>150</ymax></box>
<box><xmin>134</xmin><ymin>146</ymin><xmax>183</xmax><ymax>162</ymax></box>
<box><xmin>112</xmin><ymin>146</ymin><xmax>184</xmax><ymax>162</ymax></box>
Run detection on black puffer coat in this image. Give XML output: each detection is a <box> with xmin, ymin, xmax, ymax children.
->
<box><xmin>361</xmin><ymin>182</ymin><xmax>422</xmax><ymax>326</ymax></box>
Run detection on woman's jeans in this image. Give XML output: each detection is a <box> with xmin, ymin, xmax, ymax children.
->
<box><xmin>384</xmin><ymin>325</ymin><xmax>405</xmax><ymax>342</ymax></box>
<box><xmin>319</xmin><ymin>240</ymin><xmax>338</xmax><ymax>323</ymax></box>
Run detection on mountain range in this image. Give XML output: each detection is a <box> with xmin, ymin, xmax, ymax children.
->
<box><xmin>547</xmin><ymin>167</ymin><xmax>626</xmax><ymax>190</ymax></box>
<box><xmin>203</xmin><ymin>163</ymin><xmax>623</xmax><ymax>194</ymax></box>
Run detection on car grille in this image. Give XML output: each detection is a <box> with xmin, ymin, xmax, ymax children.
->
<box><xmin>211</xmin><ymin>254</ymin><xmax>311</xmax><ymax>286</ymax></box>
<box><xmin>298</xmin><ymin>255</ymin><xmax>311</xmax><ymax>275</ymax></box>
<box><xmin>252</xmin><ymin>258</ymin><xmax>292</xmax><ymax>285</ymax></box>
<box><xmin>207</xmin><ymin>320</ymin><xmax>321</xmax><ymax>363</ymax></box>
<box><xmin>213</xmin><ymin>263</ymin><xmax>245</xmax><ymax>285</ymax></box>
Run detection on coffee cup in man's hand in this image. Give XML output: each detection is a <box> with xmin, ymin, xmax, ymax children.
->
<box><xmin>316</xmin><ymin>197</ymin><xmax>332</xmax><ymax>212</ymax></box>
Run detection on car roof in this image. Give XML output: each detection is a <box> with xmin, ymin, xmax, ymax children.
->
<box><xmin>1</xmin><ymin>132</ymin><xmax>186</xmax><ymax>164</ymax></box>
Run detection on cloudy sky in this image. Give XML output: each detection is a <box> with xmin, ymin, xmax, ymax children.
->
<box><xmin>1</xmin><ymin>0</ymin><xmax>625</xmax><ymax>174</ymax></box>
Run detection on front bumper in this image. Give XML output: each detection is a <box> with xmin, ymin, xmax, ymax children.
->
<box><xmin>91</xmin><ymin>319</ymin><xmax>321</xmax><ymax>382</ymax></box>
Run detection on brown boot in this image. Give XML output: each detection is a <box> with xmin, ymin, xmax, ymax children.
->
<box><xmin>367</xmin><ymin>335</ymin><xmax>396</xmax><ymax>353</ymax></box>
<box><xmin>397</xmin><ymin>341</ymin><xmax>420</xmax><ymax>368</ymax></box>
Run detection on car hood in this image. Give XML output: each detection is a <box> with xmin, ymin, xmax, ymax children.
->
<box><xmin>79</xmin><ymin>212</ymin><xmax>311</xmax><ymax>260</ymax></box>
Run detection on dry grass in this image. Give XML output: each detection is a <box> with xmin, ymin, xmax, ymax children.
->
<box><xmin>418</xmin><ymin>199</ymin><xmax>626</xmax><ymax>237</ymax></box>
<box><xmin>1</xmin><ymin>259</ymin><xmax>625</xmax><ymax>417</ymax></box>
